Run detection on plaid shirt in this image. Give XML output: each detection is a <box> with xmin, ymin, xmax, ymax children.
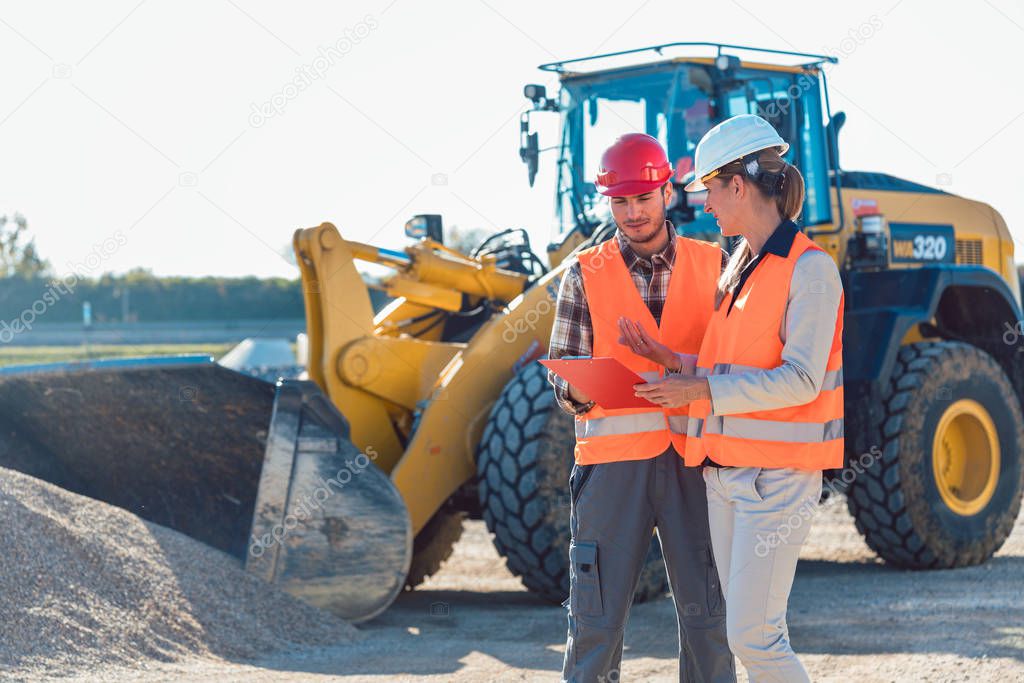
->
<box><xmin>548</xmin><ymin>222</ymin><xmax>727</xmax><ymax>414</ymax></box>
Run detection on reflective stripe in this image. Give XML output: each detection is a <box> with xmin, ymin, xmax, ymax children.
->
<box><xmin>710</xmin><ymin>362</ymin><xmax>763</xmax><ymax>376</ymax></box>
<box><xmin>639</xmin><ymin>370</ymin><xmax>661</xmax><ymax>382</ymax></box>
<box><xmin>667</xmin><ymin>415</ymin><xmax>689</xmax><ymax>434</ymax></box>
<box><xmin>697</xmin><ymin>362</ymin><xmax>772</xmax><ymax>378</ymax></box>
<box><xmin>686</xmin><ymin>416</ymin><xmax>843</xmax><ymax>443</ymax></box>
<box><xmin>821</xmin><ymin>367</ymin><xmax>843</xmax><ymax>391</ymax></box>
<box><xmin>697</xmin><ymin>363</ymin><xmax>843</xmax><ymax>390</ymax></box>
<box><xmin>576</xmin><ymin>411</ymin><xmax>667</xmax><ymax>439</ymax></box>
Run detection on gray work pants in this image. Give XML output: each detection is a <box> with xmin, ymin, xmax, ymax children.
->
<box><xmin>561</xmin><ymin>446</ymin><xmax>736</xmax><ymax>683</ymax></box>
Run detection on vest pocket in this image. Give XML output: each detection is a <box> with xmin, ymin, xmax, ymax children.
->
<box><xmin>569</xmin><ymin>540</ymin><xmax>604</xmax><ymax>617</ymax></box>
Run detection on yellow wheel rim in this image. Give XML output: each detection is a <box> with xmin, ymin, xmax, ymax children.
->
<box><xmin>932</xmin><ymin>398</ymin><xmax>1000</xmax><ymax>516</ymax></box>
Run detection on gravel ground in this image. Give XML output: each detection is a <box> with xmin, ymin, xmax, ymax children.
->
<box><xmin>3</xmin><ymin>468</ymin><xmax>1022</xmax><ymax>681</ymax></box>
<box><xmin>0</xmin><ymin>467</ymin><xmax>358</xmax><ymax>680</ymax></box>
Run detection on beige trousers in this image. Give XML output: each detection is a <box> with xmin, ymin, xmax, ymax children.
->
<box><xmin>703</xmin><ymin>465</ymin><xmax>822</xmax><ymax>683</ymax></box>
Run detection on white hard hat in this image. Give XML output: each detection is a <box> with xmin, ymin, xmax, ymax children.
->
<box><xmin>684</xmin><ymin>114</ymin><xmax>789</xmax><ymax>192</ymax></box>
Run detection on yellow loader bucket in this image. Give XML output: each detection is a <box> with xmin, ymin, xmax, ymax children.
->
<box><xmin>0</xmin><ymin>356</ymin><xmax>410</xmax><ymax>622</ymax></box>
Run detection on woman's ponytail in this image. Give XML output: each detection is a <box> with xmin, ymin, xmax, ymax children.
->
<box><xmin>711</xmin><ymin>147</ymin><xmax>806</xmax><ymax>306</ymax></box>
<box><xmin>773</xmin><ymin>157</ymin><xmax>804</xmax><ymax>221</ymax></box>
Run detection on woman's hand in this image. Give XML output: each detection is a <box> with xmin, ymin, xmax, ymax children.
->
<box><xmin>634</xmin><ymin>375</ymin><xmax>711</xmax><ymax>408</ymax></box>
<box><xmin>618</xmin><ymin>317</ymin><xmax>679</xmax><ymax>370</ymax></box>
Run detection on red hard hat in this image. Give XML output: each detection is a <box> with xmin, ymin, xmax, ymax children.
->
<box><xmin>595</xmin><ymin>133</ymin><xmax>673</xmax><ymax>197</ymax></box>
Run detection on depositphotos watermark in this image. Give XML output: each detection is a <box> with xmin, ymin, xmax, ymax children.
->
<box><xmin>0</xmin><ymin>230</ymin><xmax>127</xmax><ymax>344</ymax></box>
<box><xmin>501</xmin><ymin>279</ymin><xmax>559</xmax><ymax>343</ymax></box>
<box><xmin>248</xmin><ymin>15</ymin><xmax>379</xmax><ymax>127</ymax></box>
<box><xmin>0</xmin><ymin>277</ymin><xmax>78</xmax><ymax>344</ymax></box>
<box><xmin>753</xmin><ymin>445</ymin><xmax>882</xmax><ymax>558</ymax></box>
<box><xmin>757</xmin><ymin>15</ymin><xmax>883</xmax><ymax>123</ymax></box>
<box><xmin>1003</xmin><ymin>320</ymin><xmax>1024</xmax><ymax>348</ymax></box>
<box><xmin>249</xmin><ymin>445</ymin><xmax>380</xmax><ymax>557</ymax></box>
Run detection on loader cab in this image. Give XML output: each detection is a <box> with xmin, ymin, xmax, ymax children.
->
<box><xmin>522</xmin><ymin>44</ymin><xmax>840</xmax><ymax>262</ymax></box>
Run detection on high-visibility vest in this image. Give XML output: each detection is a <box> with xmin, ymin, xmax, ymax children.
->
<box><xmin>683</xmin><ymin>231</ymin><xmax>844</xmax><ymax>470</ymax></box>
<box><xmin>574</xmin><ymin>234</ymin><xmax>721</xmax><ymax>465</ymax></box>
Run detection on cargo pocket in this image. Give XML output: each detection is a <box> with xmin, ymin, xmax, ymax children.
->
<box><xmin>569</xmin><ymin>540</ymin><xmax>603</xmax><ymax>617</ymax></box>
<box><xmin>704</xmin><ymin>545</ymin><xmax>726</xmax><ymax>617</ymax></box>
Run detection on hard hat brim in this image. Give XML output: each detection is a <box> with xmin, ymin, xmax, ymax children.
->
<box><xmin>684</xmin><ymin>177</ymin><xmax>707</xmax><ymax>193</ymax></box>
<box><xmin>597</xmin><ymin>179</ymin><xmax>668</xmax><ymax>198</ymax></box>
<box><xmin>686</xmin><ymin>141</ymin><xmax>790</xmax><ymax>193</ymax></box>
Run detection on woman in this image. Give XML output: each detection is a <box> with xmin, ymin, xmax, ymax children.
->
<box><xmin>618</xmin><ymin>114</ymin><xmax>844</xmax><ymax>683</ymax></box>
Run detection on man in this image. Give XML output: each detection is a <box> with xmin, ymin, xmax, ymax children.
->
<box><xmin>548</xmin><ymin>132</ymin><xmax>735</xmax><ymax>682</ymax></box>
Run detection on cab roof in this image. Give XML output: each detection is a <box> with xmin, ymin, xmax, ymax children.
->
<box><xmin>540</xmin><ymin>42</ymin><xmax>837</xmax><ymax>80</ymax></box>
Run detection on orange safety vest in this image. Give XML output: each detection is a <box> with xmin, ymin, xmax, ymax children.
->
<box><xmin>683</xmin><ymin>231</ymin><xmax>844</xmax><ymax>470</ymax></box>
<box><xmin>575</xmin><ymin>234</ymin><xmax>721</xmax><ymax>465</ymax></box>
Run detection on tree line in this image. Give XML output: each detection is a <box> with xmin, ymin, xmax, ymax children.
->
<box><xmin>0</xmin><ymin>269</ymin><xmax>305</xmax><ymax>323</ymax></box>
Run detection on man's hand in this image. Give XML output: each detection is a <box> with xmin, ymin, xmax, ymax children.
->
<box><xmin>634</xmin><ymin>375</ymin><xmax>711</xmax><ymax>408</ymax></box>
<box><xmin>568</xmin><ymin>383</ymin><xmax>592</xmax><ymax>405</ymax></box>
<box><xmin>617</xmin><ymin>317</ymin><xmax>680</xmax><ymax>370</ymax></box>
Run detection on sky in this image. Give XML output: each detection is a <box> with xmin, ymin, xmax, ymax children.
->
<box><xmin>2</xmin><ymin>0</ymin><xmax>1023</xmax><ymax>279</ymax></box>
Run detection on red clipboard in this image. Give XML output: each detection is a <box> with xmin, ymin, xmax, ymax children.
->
<box><xmin>539</xmin><ymin>357</ymin><xmax>658</xmax><ymax>409</ymax></box>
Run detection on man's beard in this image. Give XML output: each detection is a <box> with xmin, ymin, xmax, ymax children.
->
<box><xmin>619</xmin><ymin>205</ymin><xmax>666</xmax><ymax>244</ymax></box>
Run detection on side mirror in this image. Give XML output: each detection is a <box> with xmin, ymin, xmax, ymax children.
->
<box><xmin>520</xmin><ymin>113</ymin><xmax>539</xmax><ymax>187</ymax></box>
<box><xmin>405</xmin><ymin>214</ymin><xmax>443</xmax><ymax>243</ymax></box>
<box><xmin>828</xmin><ymin>110</ymin><xmax>847</xmax><ymax>137</ymax></box>
<box><xmin>826</xmin><ymin>111</ymin><xmax>846</xmax><ymax>169</ymax></box>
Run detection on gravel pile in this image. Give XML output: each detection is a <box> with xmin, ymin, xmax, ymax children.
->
<box><xmin>0</xmin><ymin>466</ymin><xmax>359</xmax><ymax>678</ymax></box>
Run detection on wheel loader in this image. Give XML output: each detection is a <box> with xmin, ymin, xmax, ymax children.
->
<box><xmin>1</xmin><ymin>42</ymin><xmax>1021</xmax><ymax>623</ymax></box>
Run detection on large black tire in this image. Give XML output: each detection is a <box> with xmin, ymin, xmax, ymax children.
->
<box><xmin>404</xmin><ymin>508</ymin><xmax>466</xmax><ymax>590</ymax></box>
<box><xmin>476</xmin><ymin>361</ymin><xmax>668</xmax><ymax>604</ymax></box>
<box><xmin>846</xmin><ymin>342</ymin><xmax>1024</xmax><ymax>567</ymax></box>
